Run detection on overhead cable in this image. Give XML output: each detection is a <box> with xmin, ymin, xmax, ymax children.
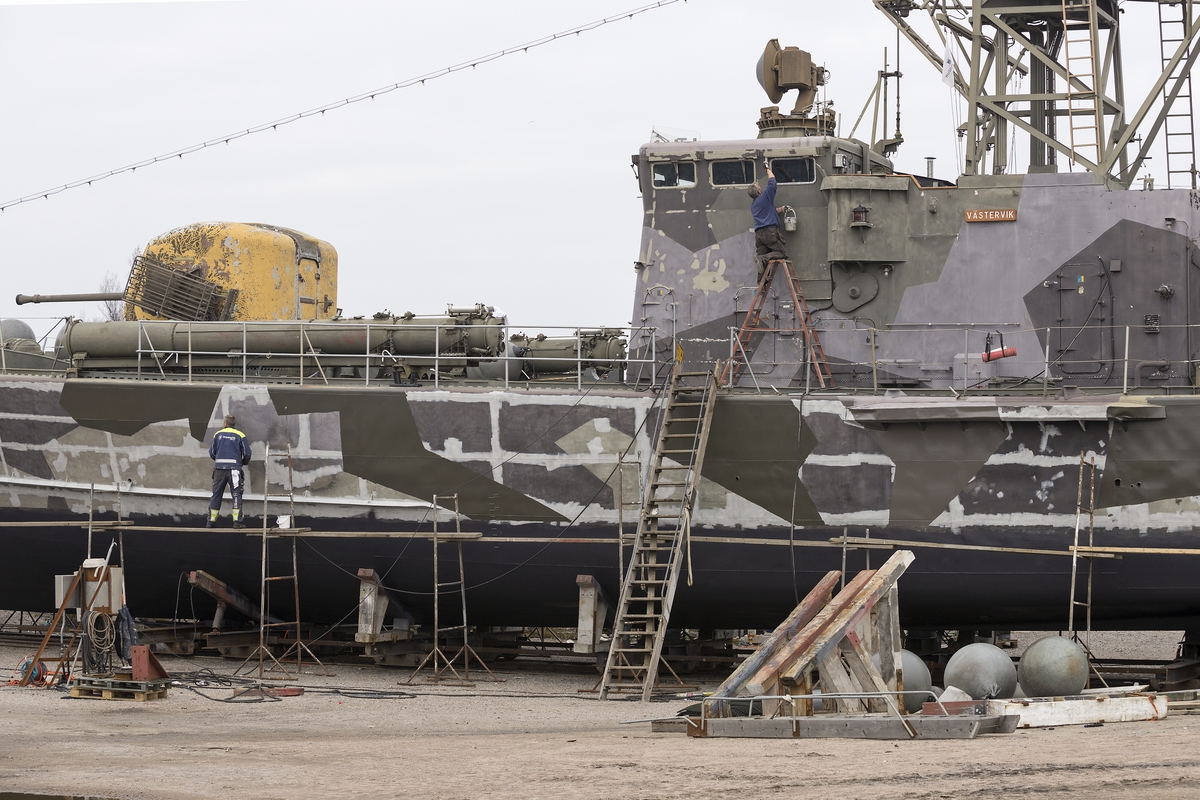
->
<box><xmin>0</xmin><ymin>0</ymin><xmax>685</xmax><ymax>213</ymax></box>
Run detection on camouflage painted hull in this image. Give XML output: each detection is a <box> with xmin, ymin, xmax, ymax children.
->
<box><xmin>3</xmin><ymin>373</ymin><xmax>1200</xmax><ymax>629</ymax></box>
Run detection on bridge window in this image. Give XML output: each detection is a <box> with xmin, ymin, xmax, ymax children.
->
<box><xmin>652</xmin><ymin>161</ymin><xmax>696</xmax><ymax>188</ymax></box>
<box><xmin>772</xmin><ymin>157</ymin><xmax>816</xmax><ymax>184</ymax></box>
<box><xmin>711</xmin><ymin>159</ymin><xmax>756</xmax><ymax>186</ymax></box>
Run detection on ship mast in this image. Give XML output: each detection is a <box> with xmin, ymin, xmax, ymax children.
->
<box><xmin>874</xmin><ymin>0</ymin><xmax>1200</xmax><ymax>187</ymax></box>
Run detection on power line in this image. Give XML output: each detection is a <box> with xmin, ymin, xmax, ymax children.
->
<box><xmin>0</xmin><ymin>0</ymin><xmax>685</xmax><ymax>213</ymax></box>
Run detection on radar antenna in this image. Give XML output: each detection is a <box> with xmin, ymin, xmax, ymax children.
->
<box><xmin>755</xmin><ymin>40</ymin><xmax>837</xmax><ymax>137</ymax></box>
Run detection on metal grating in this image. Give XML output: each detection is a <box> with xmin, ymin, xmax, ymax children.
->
<box><xmin>124</xmin><ymin>256</ymin><xmax>230</xmax><ymax>322</ymax></box>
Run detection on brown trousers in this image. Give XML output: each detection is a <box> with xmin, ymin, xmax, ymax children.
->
<box><xmin>754</xmin><ymin>225</ymin><xmax>788</xmax><ymax>273</ymax></box>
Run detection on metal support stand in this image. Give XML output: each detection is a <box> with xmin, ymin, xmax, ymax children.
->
<box><xmin>405</xmin><ymin>494</ymin><xmax>499</xmax><ymax>685</ymax></box>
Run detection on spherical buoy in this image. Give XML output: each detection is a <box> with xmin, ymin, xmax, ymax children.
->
<box><xmin>1018</xmin><ymin>636</ymin><xmax>1089</xmax><ymax>697</ymax></box>
<box><xmin>871</xmin><ymin>650</ymin><xmax>933</xmax><ymax>713</ymax></box>
<box><xmin>944</xmin><ymin>642</ymin><xmax>1017</xmax><ymax>700</ymax></box>
<box><xmin>1</xmin><ymin>319</ymin><xmax>36</xmax><ymax>342</ymax></box>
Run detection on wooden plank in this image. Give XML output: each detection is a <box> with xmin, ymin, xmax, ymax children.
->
<box><xmin>778</xmin><ymin>551</ymin><xmax>916</xmax><ymax>687</ymax></box>
<box><xmin>1074</xmin><ymin>545</ymin><xmax>1200</xmax><ymax>556</ymax></box>
<box><xmin>790</xmin><ymin>669</ymin><xmax>814</xmax><ymax>717</ymax></box>
<box><xmin>650</xmin><ymin>718</ymin><xmax>691</xmax><ymax>733</ymax></box>
<box><xmin>832</xmin><ymin>535</ymin><xmax>1116</xmax><ymax>559</ymax></box>
<box><xmin>743</xmin><ymin>570</ymin><xmax>876</xmax><ymax>697</ymax></box>
<box><xmin>840</xmin><ymin>636</ymin><xmax>891</xmax><ymax>714</ymax></box>
<box><xmin>885</xmin><ymin>586</ymin><xmax>904</xmax><ymax>696</ymax></box>
<box><xmin>875</xmin><ymin>586</ymin><xmax>902</xmax><ymax>696</ymax></box>
<box><xmin>709</xmin><ymin>570</ymin><xmax>840</xmax><ymax>713</ymax></box>
<box><xmin>817</xmin><ymin>652</ymin><xmax>867</xmax><ymax>714</ymax></box>
<box><xmin>985</xmin><ymin>695</ymin><xmax>1168</xmax><ymax>727</ymax></box>
<box><xmin>705</xmin><ymin>718</ymin><xmax>798</xmax><ymax>738</ymax></box>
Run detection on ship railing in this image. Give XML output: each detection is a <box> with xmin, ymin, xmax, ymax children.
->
<box><xmin>698</xmin><ymin>320</ymin><xmax>1200</xmax><ymax>394</ymax></box>
<box><xmin>102</xmin><ymin>319</ymin><xmax>661</xmax><ymax>391</ymax></box>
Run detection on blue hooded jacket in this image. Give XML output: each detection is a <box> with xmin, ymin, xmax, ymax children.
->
<box><xmin>210</xmin><ymin>427</ymin><xmax>252</xmax><ymax>469</ymax></box>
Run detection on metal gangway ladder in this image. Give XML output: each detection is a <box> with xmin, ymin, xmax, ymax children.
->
<box><xmin>1160</xmin><ymin>0</ymin><xmax>1198</xmax><ymax>188</ymax></box>
<box><xmin>1068</xmin><ymin>452</ymin><xmax>1109</xmax><ymax>688</ymax></box>
<box><xmin>720</xmin><ymin>258</ymin><xmax>833</xmax><ymax>389</ymax></box>
<box><xmin>598</xmin><ymin>360</ymin><xmax>720</xmax><ymax>700</ymax></box>
<box><xmin>1061</xmin><ymin>0</ymin><xmax>1103</xmax><ymax>167</ymax></box>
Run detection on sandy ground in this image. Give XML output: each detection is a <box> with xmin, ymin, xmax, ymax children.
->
<box><xmin>2</xmin><ymin>635</ymin><xmax>1198</xmax><ymax>800</ymax></box>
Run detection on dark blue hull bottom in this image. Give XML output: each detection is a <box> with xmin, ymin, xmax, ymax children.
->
<box><xmin>2</xmin><ymin>509</ymin><xmax>1198</xmax><ymax>631</ymax></box>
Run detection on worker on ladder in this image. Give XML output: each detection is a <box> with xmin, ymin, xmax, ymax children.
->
<box><xmin>207</xmin><ymin>414</ymin><xmax>252</xmax><ymax>528</ymax></box>
<box><xmin>748</xmin><ymin>162</ymin><xmax>789</xmax><ymax>279</ymax></box>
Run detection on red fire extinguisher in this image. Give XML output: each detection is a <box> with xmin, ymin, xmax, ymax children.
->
<box><xmin>982</xmin><ymin>332</ymin><xmax>1017</xmax><ymax>363</ymax></box>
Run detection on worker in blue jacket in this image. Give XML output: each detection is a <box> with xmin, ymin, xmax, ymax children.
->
<box><xmin>748</xmin><ymin>162</ymin><xmax>789</xmax><ymax>279</ymax></box>
<box><xmin>207</xmin><ymin>414</ymin><xmax>252</xmax><ymax>528</ymax></box>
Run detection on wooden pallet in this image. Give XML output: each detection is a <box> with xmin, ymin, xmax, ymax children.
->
<box><xmin>70</xmin><ymin>676</ymin><xmax>171</xmax><ymax>702</ymax></box>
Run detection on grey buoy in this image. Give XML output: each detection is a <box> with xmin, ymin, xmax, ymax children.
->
<box><xmin>873</xmin><ymin>650</ymin><xmax>933</xmax><ymax>713</ymax></box>
<box><xmin>1018</xmin><ymin>636</ymin><xmax>1089</xmax><ymax>697</ymax></box>
<box><xmin>943</xmin><ymin>642</ymin><xmax>1017</xmax><ymax>699</ymax></box>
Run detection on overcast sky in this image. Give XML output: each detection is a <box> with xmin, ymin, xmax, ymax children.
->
<box><xmin>0</xmin><ymin>0</ymin><xmax>1182</xmax><ymax>339</ymax></box>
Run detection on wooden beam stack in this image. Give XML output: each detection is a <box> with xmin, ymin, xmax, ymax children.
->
<box><xmin>704</xmin><ymin>550</ymin><xmax>915</xmax><ymax>720</ymax></box>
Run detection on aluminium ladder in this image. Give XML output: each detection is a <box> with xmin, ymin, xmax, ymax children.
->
<box><xmin>1159</xmin><ymin>0</ymin><xmax>1198</xmax><ymax>189</ymax></box>
<box><xmin>1067</xmin><ymin>452</ymin><xmax>1109</xmax><ymax>688</ymax></box>
<box><xmin>720</xmin><ymin>259</ymin><xmax>833</xmax><ymax>389</ymax></box>
<box><xmin>598</xmin><ymin>361</ymin><xmax>720</xmax><ymax>700</ymax></box>
<box><xmin>1061</xmin><ymin>0</ymin><xmax>1103</xmax><ymax>167</ymax></box>
<box><xmin>1067</xmin><ymin>452</ymin><xmax>1097</xmax><ymax>641</ymax></box>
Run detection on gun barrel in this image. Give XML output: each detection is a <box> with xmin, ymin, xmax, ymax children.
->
<box><xmin>15</xmin><ymin>293</ymin><xmax>125</xmax><ymax>305</ymax></box>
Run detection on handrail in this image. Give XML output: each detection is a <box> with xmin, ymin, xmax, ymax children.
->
<box><xmin>7</xmin><ymin>315</ymin><xmax>1200</xmax><ymax>396</ymax></box>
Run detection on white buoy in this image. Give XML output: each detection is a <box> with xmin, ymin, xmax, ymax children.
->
<box><xmin>943</xmin><ymin>642</ymin><xmax>1017</xmax><ymax>699</ymax></box>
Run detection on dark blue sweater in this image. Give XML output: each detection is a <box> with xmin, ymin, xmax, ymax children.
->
<box><xmin>752</xmin><ymin>177</ymin><xmax>780</xmax><ymax>230</ymax></box>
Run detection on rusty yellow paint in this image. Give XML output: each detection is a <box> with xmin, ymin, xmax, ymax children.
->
<box><xmin>131</xmin><ymin>222</ymin><xmax>338</xmax><ymax>322</ymax></box>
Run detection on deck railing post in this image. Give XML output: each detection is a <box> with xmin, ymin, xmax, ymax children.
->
<box><xmin>1043</xmin><ymin>328</ymin><xmax>1050</xmax><ymax>396</ymax></box>
<box><xmin>1123</xmin><ymin>324</ymin><xmax>1130</xmax><ymax>394</ymax></box>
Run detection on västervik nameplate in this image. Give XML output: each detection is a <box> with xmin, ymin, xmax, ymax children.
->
<box><xmin>965</xmin><ymin>208</ymin><xmax>1017</xmax><ymax>222</ymax></box>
